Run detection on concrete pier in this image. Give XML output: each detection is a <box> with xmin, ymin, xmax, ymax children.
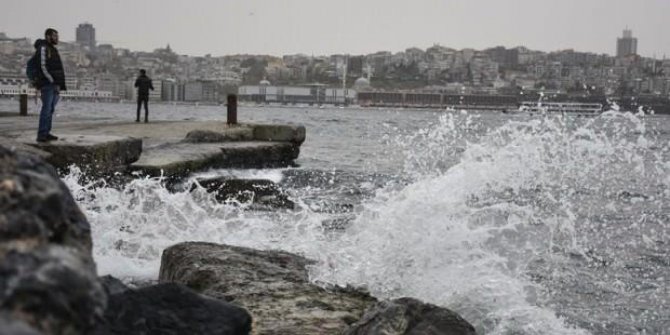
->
<box><xmin>14</xmin><ymin>134</ymin><xmax>143</xmax><ymax>174</ymax></box>
<box><xmin>131</xmin><ymin>141</ymin><xmax>299</xmax><ymax>177</ymax></box>
<box><xmin>0</xmin><ymin>116</ymin><xmax>305</xmax><ymax>178</ymax></box>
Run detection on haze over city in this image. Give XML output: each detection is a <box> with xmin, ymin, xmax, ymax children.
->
<box><xmin>1</xmin><ymin>0</ymin><xmax>669</xmax><ymax>57</ymax></box>
<box><xmin>0</xmin><ymin>3</ymin><xmax>670</xmax><ymax>334</ymax></box>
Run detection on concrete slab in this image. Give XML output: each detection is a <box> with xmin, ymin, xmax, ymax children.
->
<box><xmin>0</xmin><ymin>137</ymin><xmax>52</xmax><ymax>160</ymax></box>
<box><xmin>131</xmin><ymin>141</ymin><xmax>299</xmax><ymax>177</ymax></box>
<box><xmin>1</xmin><ymin>116</ymin><xmax>305</xmax><ymax>178</ymax></box>
<box><xmin>17</xmin><ymin>134</ymin><xmax>142</xmax><ymax>174</ymax></box>
<box><xmin>252</xmin><ymin>124</ymin><xmax>306</xmax><ymax>144</ymax></box>
<box><xmin>0</xmin><ymin>117</ymin><xmax>304</xmax><ymax>144</ymax></box>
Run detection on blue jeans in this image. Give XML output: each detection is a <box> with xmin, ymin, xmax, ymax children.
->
<box><xmin>37</xmin><ymin>84</ymin><xmax>59</xmax><ymax>139</ymax></box>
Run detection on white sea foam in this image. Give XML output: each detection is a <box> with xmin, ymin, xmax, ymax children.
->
<box><xmin>62</xmin><ymin>110</ymin><xmax>668</xmax><ymax>334</ymax></box>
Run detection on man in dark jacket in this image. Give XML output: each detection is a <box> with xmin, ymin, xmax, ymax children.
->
<box><xmin>134</xmin><ymin>69</ymin><xmax>154</xmax><ymax>123</ymax></box>
<box><xmin>36</xmin><ymin>28</ymin><xmax>66</xmax><ymax>142</ymax></box>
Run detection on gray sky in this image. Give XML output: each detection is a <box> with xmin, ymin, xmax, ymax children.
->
<box><xmin>1</xmin><ymin>0</ymin><xmax>668</xmax><ymax>57</ymax></box>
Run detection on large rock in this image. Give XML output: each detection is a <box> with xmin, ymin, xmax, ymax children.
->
<box><xmin>0</xmin><ymin>246</ymin><xmax>106</xmax><ymax>334</ymax></box>
<box><xmin>344</xmin><ymin>298</ymin><xmax>476</xmax><ymax>335</ymax></box>
<box><xmin>0</xmin><ymin>313</ymin><xmax>43</xmax><ymax>335</ymax></box>
<box><xmin>0</xmin><ymin>145</ymin><xmax>93</xmax><ymax>253</ymax></box>
<box><xmin>98</xmin><ymin>275</ymin><xmax>131</xmax><ymax>296</ymax></box>
<box><xmin>159</xmin><ymin>242</ymin><xmax>376</xmax><ymax>334</ymax></box>
<box><xmin>1</xmin><ymin>145</ymin><xmax>254</xmax><ymax>334</ymax></box>
<box><xmin>0</xmin><ymin>145</ymin><xmax>106</xmax><ymax>334</ymax></box>
<box><xmin>193</xmin><ymin>177</ymin><xmax>295</xmax><ymax>210</ymax></box>
<box><xmin>93</xmin><ymin>283</ymin><xmax>252</xmax><ymax>335</ymax></box>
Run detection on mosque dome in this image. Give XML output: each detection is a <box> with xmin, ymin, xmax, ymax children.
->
<box><xmin>353</xmin><ymin>77</ymin><xmax>370</xmax><ymax>90</ymax></box>
<box><xmin>259</xmin><ymin>79</ymin><xmax>271</xmax><ymax>86</ymax></box>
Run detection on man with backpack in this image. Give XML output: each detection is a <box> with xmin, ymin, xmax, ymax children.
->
<box><xmin>134</xmin><ymin>69</ymin><xmax>154</xmax><ymax>123</ymax></box>
<box><xmin>31</xmin><ymin>28</ymin><xmax>66</xmax><ymax>142</ymax></box>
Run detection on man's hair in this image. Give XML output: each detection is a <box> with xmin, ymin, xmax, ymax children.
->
<box><xmin>139</xmin><ymin>69</ymin><xmax>146</xmax><ymax>75</ymax></box>
<box><xmin>44</xmin><ymin>28</ymin><xmax>58</xmax><ymax>38</ymax></box>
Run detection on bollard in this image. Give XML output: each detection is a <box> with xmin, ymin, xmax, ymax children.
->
<box><xmin>227</xmin><ymin>94</ymin><xmax>237</xmax><ymax>125</ymax></box>
<box><xmin>19</xmin><ymin>94</ymin><xmax>28</xmax><ymax>116</ymax></box>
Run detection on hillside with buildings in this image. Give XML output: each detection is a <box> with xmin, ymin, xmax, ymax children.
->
<box><xmin>1</xmin><ymin>24</ymin><xmax>669</xmax><ymax>110</ymax></box>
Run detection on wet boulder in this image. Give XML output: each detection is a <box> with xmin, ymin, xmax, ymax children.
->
<box><xmin>92</xmin><ymin>283</ymin><xmax>252</xmax><ymax>335</ymax></box>
<box><xmin>344</xmin><ymin>298</ymin><xmax>476</xmax><ymax>335</ymax></box>
<box><xmin>0</xmin><ymin>313</ymin><xmax>43</xmax><ymax>335</ymax></box>
<box><xmin>0</xmin><ymin>246</ymin><xmax>106</xmax><ymax>335</ymax></box>
<box><xmin>159</xmin><ymin>242</ymin><xmax>376</xmax><ymax>334</ymax></box>
<box><xmin>0</xmin><ymin>146</ymin><xmax>93</xmax><ymax>252</ymax></box>
<box><xmin>193</xmin><ymin>177</ymin><xmax>295</xmax><ymax>210</ymax></box>
<box><xmin>0</xmin><ymin>145</ymin><xmax>253</xmax><ymax>334</ymax></box>
<box><xmin>0</xmin><ymin>145</ymin><xmax>106</xmax><ymax>334</ymax></box>
<box><xmin>98</xmin><ymin>275</ymin><xmax>131</xmax><ymax>296</ymax></box>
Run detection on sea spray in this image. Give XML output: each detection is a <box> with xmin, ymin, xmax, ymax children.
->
<box><xmin>62</xmin><ymin>166</ymin><xmax>345</xmax><ymax>280</ymax></box>
<box><xmin>63</xmin><ymin>111</ymin><xmax>669</xmax><ymax>334</ymax></box>
<box><xmin>309</xmin><ymin>112</ymin><xmax>667</xmax><ymax>334</ymax></box>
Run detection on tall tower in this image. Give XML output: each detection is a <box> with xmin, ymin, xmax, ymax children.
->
<box><xmin>76</xmin><ymin>23</ymin><xmax>96</xmax><ymax>49</ymax></box>
<box><xmin>616</xmin><ymin>28</ymin><xmax>637</xmax><ymax>57</ymax></box>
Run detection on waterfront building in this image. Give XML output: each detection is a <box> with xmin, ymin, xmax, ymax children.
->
<box><xmin>161</xmin><ymin>79</ymin><xmax>185</xmax><ymax>101</ymax></box>
<box><xmin>239</xmin><ymin>81</ymin><xmax>355</xmax><ymax>105</ymax></box>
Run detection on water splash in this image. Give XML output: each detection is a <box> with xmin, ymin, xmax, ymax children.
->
<box><xmin>309</xmin><ymin>112</ymin><xmax>668</xmax><ymax>334</ymax></box>
<box><xmin>62</xmin><ymin>168</ymin><xmax>327</xmax><ymax>279</ymax></box>
<box><xmin>63</xmin><ymin>111</ymin><xmax>669</xmax><ymax>334</ymax></box>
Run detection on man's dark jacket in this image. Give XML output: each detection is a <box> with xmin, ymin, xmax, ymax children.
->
<box><xmin>34</xmin><ymin>39</ymin><xmax>67</xmax><ymax>90</ymax></box>
<box><xmin>134</xmin><ymin>74</ymin><xmax>154</xmax><ymax>98</ymax></box>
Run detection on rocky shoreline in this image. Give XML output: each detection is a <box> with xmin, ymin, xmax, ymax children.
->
<box><xmin>0</xmin><ymin>119</ymin><xmax>306</xmax><ymax>180</ymax></box>
<box><xmin>0</xmin><ymin>143</ymin><xmax>477</xmax><ymax>334</ymax></box>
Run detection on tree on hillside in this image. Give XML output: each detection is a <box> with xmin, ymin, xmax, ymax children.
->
<box><xmin>241</xmin><ymin>58</ymin><xmax>268</xmax><ymax>84</ymax></box>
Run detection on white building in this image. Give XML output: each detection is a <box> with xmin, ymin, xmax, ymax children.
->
<box><xmin>239</xmin><ymin>84</ymin><xmax>355</xmax><ymax>105</ymax></box>
<box><xmin>0</xmin><ymin>83</ymin><xmax>113</xmax><ymax>99</ymax></box>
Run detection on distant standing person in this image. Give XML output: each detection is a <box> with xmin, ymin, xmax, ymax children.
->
<box><xmin>35</xmin><ymin>28</ymin><xmax>67</xmax><ymax>142</ymax></box>
<box><xmin>134</xmin><ymin>69</ymin><xmax>154</xmax><ymax>122</ymax></box>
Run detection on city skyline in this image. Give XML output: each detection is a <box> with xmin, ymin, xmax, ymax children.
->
<box><xmin>1</xmin><ymin>0</ymin><xmax>669</xmax><ymax>58</ymax></box>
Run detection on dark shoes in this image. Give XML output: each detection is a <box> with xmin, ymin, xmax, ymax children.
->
<box><xmin>36</xmin><ymin>134</ymin><xmax>58</xmax><ymax>143</ymax></box>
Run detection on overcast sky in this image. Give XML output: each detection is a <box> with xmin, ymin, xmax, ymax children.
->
<box><xmin>1</xmin><ymin>0</ymin><xmax>668</xmax><ymax>57</ymax></box>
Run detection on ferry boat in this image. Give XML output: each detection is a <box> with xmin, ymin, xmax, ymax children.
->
<box><xmin>519</xmin><ymin>101</ymin><xmax>603</xmax><ymax>114</ymax></box>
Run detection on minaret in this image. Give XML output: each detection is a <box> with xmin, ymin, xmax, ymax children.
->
<box><xmin>652</xmin><ymin>54</ymin><xmax>656</xmax><ymax>74</ymax></box>
<box><xmin>342</xmin><ymin>55</ymin><xmax>348</xmax><ymax>104</ymax></box>
<box><xmin>342</xmin><ymin>55</ymin><xmax>348</xmax><ymax>91</ymax></box>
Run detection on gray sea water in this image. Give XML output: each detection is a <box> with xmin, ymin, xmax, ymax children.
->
<box><xmin>4</xmin><ymin>99</ymin><xmax>669</xmax><ymax>334</ymax></box>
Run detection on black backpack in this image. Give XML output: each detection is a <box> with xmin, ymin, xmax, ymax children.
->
<box><xmin>25</xmin><ymin>51</ymin><xmax>40</xmax><ymax>87</ymax></box>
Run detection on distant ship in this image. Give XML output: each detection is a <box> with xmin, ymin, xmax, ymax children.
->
<box><xmin>518</xmin><ymin>101</ymin><xmax>603</xmax><ymax>114</ymax></box>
